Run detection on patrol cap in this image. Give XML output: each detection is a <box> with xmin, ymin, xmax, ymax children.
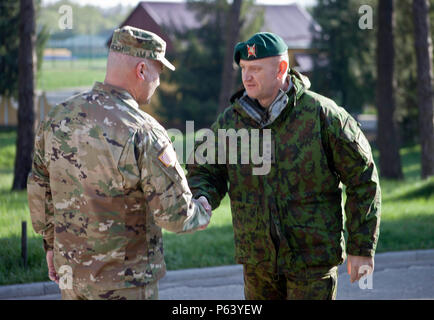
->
<box><xmin>234</xmin><ymin>32</ymin><xmax>288</xmax><ymax>65</ymax></box>
<box><xmin>110</xmin><ymin>25</ymin><xmax>175</xmax><ymax>71</ymax></box>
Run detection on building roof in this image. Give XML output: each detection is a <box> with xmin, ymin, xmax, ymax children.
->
<box><xmin>140</xmin><ymin>1</ymin><xmax>201</xmax><ymax>32</ymax></box>
<box><xmin>108</xmin><ymin>1</ymin><xmax>320</xmax><ymax>51</ymax></box>
<box><xmin>260</xmin><ymin>4</ymin><xmax>321</xmax><ymax>49</ymax></box>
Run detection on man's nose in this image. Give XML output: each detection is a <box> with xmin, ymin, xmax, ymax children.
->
<box><xmin>243</xmin><ymin>72</ymin><xmax>252</xmax><ymax>82</ymax></box>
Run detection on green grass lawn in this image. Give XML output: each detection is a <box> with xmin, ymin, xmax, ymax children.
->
<box><xmin>37</xmin><ymin>58</ymin><xmax>107</xmax><ymax>91</ymax></box>
<box><xmin>0</xmin><ymin>128</ymin><xmax>433</xmax><ymax>285</ymax></box>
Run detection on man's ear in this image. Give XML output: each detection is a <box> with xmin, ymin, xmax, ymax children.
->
<box><xmin>278</xmin><ymin>60</ymin><xmax>288</xmax><ymax>79</ymax></box>
<box><xmin>136</xmin><ymin>61</ymin><xmax>146</xmax><ymax>80</ymax></box>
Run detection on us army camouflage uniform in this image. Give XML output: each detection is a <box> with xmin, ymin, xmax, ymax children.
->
<box><xmin>61</xmin><ymin>280</ymin><xmax>159</xmax><ymax>300</ymax></box>
<box><xmin>28</xmin><ymin>82</ymin><xmax>210</xmax><ymax>300</ymax></box>
<box><xmin>186</xmin><ymin>69</ymin><xmax>381</xmax><ymax>300</ymax></box>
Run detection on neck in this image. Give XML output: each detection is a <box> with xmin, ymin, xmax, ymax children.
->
<box><xmin>104</xmin><ymin>75</ymin><xmax>138</xmax><ymax>101</ymax></box>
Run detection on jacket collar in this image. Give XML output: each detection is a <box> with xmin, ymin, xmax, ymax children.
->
<box><xmin>236</xmin><ymin>77</ymin><xmax>292</xmax><ymax>127</ymax></box>
<box><xmin>92</xmin><ymin>81</ymin><xmax>140</xmax><ymax>110</ymax></box>
<box><xmin>232</xmin><ymin>69</ymin><xmax>311</xmax><ymax>127</ymax></box>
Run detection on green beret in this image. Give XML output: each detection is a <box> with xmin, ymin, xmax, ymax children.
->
<box><xmin>110</xmin><ymin>25</ymin><xmax>175</xmax><ymax>71</ymax></box>
<box><xmin>234</xmin><ymin>32</ymin><xmax>288</xmax><ymax>65</ymax></box>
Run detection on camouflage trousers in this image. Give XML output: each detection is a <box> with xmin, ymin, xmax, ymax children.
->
<box><xmin>61</xmin><ymin>281</ymin><xmax>159</xmax><ymax>300</ymax></box>
<box><xmin>243</xmin><ymin>264</ymin><xmax>338</xmax><ymax>300</ymax></box>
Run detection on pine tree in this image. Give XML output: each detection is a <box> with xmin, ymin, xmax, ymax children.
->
<box><xmin>412</xmin><ymin>0</ymin><xmax>434</xmax><ymax>178</ymax></box>
<box><xmin>12</xmin><ymin>0</ymin><xmax>37</xmax><ymax>190</ymax></box>
<box><xmin>376</xmin><ymin>0</ymin><xmax>403</xmax><ymax>179</ymax></box>
<box><xmin>311</xmin><ymin>0</ymin><xmax>377</xmax><ymax>114</ymax></box>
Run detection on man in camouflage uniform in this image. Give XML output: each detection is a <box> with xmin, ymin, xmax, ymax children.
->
<box><xmin>27</xmin><ymin>26</ymin><xmax>211</xmax><ymax>300</ymax></box>
<box><xmin>187</xmin><ymin>32</ymin><xmax>381</xmax><ymax>300</ymax></box>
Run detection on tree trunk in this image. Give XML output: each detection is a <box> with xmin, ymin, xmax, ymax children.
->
<box><xmin>412</xmin><ymin>0</ymin><xmax>434</xmax><ymax>179</ymax></box>
<box><xmin>12</xmin><ymin>0</ymin><xmax>37</xmax><ymax>190</ymax></box>
<box><xmin>375</xmin><ymin>0</ymin><xmax>403</xmax><ymax>179</ymax></box>
<box><xmin>217</xmin><ymin>0</ymin><xmax>242</xmax><ymax>115</ymax></box>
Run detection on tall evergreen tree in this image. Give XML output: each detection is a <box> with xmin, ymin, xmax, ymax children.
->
<box><xmin>0</xmin><ymin>0</ymin><xmax>48</xmax><ymax>98</ymax></box>
<box><xmin>0</xmin><ymin>0</ymin><xmax>21</xmax><ymax>98</ymax></box>
<box><xmin>218</xmin><ymin>0</ymin><xmax>242</xmax><ymax>115</ymax></box>
<box><xmin>376</xmin><ymin>0</ymin><xmax>403</xmax><ymax>179</ymax></box>
<box><xmin>394</xmin><ymin>0</ymin><xmax>419</xmax><ymax>145</ymax></box>
<box><xmin>412</xmin><ymin>0</ymin><xmax>434</xmax><ymax>178</ymax></box>
<box><xmin>13</xmin><ymin>0</ymin><xmax>37</xmax><ymax>190</ymax></box>
<box><xmin>310</xmin><ymin>0</ymin><xmax>377</xmax><ymax>114</ymax></box>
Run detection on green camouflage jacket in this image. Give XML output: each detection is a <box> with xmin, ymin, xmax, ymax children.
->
<box><xmin>187</xmin><ymin>70</ymin><xmax>381</xmax><ymax>274</ymax></box>
<box><xmin>27</xmin><ymin>82</ymin><xmax>210</xmax><ymax>290</ymax></box>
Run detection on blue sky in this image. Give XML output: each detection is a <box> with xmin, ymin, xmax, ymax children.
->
<box><xmin>42</xmin><ymin>0</ymin><xmax>317</xmax><ymax>8</ymax></box>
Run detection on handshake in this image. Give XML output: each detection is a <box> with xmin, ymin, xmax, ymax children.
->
<box><xmin>196</xmin><ymin>196</ymin><xmax>213</xmax><ymax>230</ymax></box>
<box><xmin>181</xmin><ymin>195</ymin><xmax>213</xmax><ymax>233</ymax></box>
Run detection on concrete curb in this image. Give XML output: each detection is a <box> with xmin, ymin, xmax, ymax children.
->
<box><xmin>1</xmin><ymin>249</ymin><xmax>433</xmax><ymax>299</ymax></box>
<box><xmin>0</xmin><ymin>281</ymin><xmax>59</xmax><ymax>299</ymax></box>
<box><xmin>337</xmin><ymin>249</ymin><xmax>434</xmax><ymax>274</ymax></box>
<box><xmin>160</xmin><ymin>265</ymin><xmax>243</xmax><ymax>289</ymax></box>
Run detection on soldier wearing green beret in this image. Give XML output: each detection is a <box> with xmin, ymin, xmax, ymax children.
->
<box><xmin>187</xmin><ymin>32</ymin><xmax>381</xmax><ymax>300</ymax></box>
<box><xmin>27</xmin><ymin>26</ymin><xmax>212</xmax><ymax>300</ymax></box>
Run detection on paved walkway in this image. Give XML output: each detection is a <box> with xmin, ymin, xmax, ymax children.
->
<box><xmin>1</xmin><ymin>249</ymin><xmax>433</xmax><ymax>300</ymax></box>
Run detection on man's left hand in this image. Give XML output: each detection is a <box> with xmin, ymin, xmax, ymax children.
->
<box><xmin>347</xmin><ymin>254</ymin><xmax>374</xmax><ymax>283</ymax></box>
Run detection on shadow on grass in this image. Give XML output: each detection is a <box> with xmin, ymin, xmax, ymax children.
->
<box><xmin>0</xmin><ymin>225</ymin><xmax>236</xmax><ymax>285</ymax></box>
<box><xmin>376</xmin><ymin>214</ymin><xmax>434</xmax><ymax>253</ymax></box>
<box><xmin>0</xmin><ymin>235</ymin><xmax>48</xmax><ymax>286</ymax></box>
<box><xmin>373</xmin><ymin>145</ymin><xmax>422</xmax><ymax>181</ymax></box>
<box><xmin>399</xmin><ymin>180</ymin><xmax>433</xmax><ymax>200</ymax></box>
<box><xmin>383</xmin><ymin>178</ymin><xmax>434</xmax><ymax>202</ymax></box>
<box><xmin>163</xmin><ymin>224</ymin><xmax>236</xmax><ymax>270</ymax></box>
<box><xmin>401</xmin><ymin>146</ymin><xmax>423</xmax><ymax>180</ymax></box>
<box><xmin>0</xmin><ymin>128</ymin><xmax>16</xmax><ymax>149</ymax></box>
<box><xmin>0</xmin><ymin>189</ymin><xmax>28</xmax><ymax>212</ymax></box>
<box><xmin>1</xmin><ymin>213</ymin><xmax>433</xmax><ymax>286</ymax></box>
<box><xmin>0</xmin><ymin>168</ymin><xmax>13</xmax><ymax>175</ymax></box>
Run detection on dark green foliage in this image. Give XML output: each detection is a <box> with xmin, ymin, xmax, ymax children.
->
<box><xmin>0</xmin><ymin>0</ymin><xmax>49</xmax><ymax>98</ymax></box>
<box><xmin>157</xmin><ymin>1</ymin><xmax>228</xmax><ymax>129</ymax></box>
<box><xmin>310</xmin><ymin>0</ymin><xmax>433</xmax><ymax>145</ymax></box>
<box><xmin>0</xmin><ymin>0</ymin><xmax>20</xmax><ymax>97</ymax></box>
<box><xmin>310</xmin><ymin>0</ymin><xmax>377</xmax><ymax>114</ymax></box>
<box><xmin>395</xmin><ymin>0</ymin><xmax>419</xmax><ymax>146</ymax></box>
<box><xmin>157</xmin><ymin>0</ymin><xmax>262</xmax><ymax>129</ymax></box>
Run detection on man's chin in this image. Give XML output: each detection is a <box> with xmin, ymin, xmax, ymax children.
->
<box><xmin>245</xmin><ymin>90</ymin><xmax>258</xmax><ymax>100</ymax></box>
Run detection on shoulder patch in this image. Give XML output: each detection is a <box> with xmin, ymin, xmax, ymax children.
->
<box><xmin>158</xmin><ymin>145</ymin><xmax>177</xmax><ymax>167</ymax></box>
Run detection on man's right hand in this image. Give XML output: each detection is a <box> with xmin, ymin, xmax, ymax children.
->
<box><xmin>46</xmin><ymin>250</ymin><xmax>59</xmax><ymax>284</ymax></box>
<box><xmin>197</xmin><ymin>196</ymin><xmax>212</xmax><ymax>230</ymax></box>
<box><xmin>197</xmin><ymin>196</ymin><xmax>212</xmax><ymax>216</ymax></box>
